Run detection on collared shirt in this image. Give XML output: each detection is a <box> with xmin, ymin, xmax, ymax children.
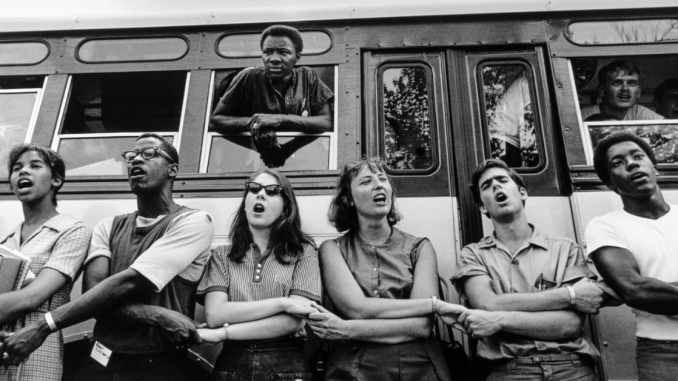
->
<box><xmin>197</xmin><ymin>243</ymin><xmax>321</xmax><ymax>303</ymax></box>
<box><xmin>216</xmin><ymin>66</ymin><xmax>333</xmax><ymax>119</ymax></box>
<box><xmin>452</xmin><ymin>227</ymin><xmax>600</xmax><ymax>363</ymax></box>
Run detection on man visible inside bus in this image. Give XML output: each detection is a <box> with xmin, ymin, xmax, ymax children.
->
<box><xmin>448</xmin><ymin>159</ymin><xmax>605</xmax><ymax>381</ymax></box>
<box><xmin>490</xmin><ymin>72</ymin><xmax>531</xmax><ymax>167</ymax></box>
<box><xmin>653</xmin><ymin>78</ymin><xmax>678</xmax><ymax>119</ymax></box>
<box><xmin>581</xmin><ymin>60</ymin><xmax>664</xmax><ymax>121</ymax></box>
<box><xmin>572</xmin><ymin>57</ymin><xmax>598</xmax><ymax>105</ymax></box>
<box><xmin>1</xmin><ymin>133</ymin><xmax>214</xmax><ymax>381</ymax></box>
<box><xmin>209</xmin><ymin>24</ymin><xmax>334</xmax><ymax>167</ymax></box>
<box><xmin>586</xmin><ymin>132</ymin><xmax>678</xmax><ymax>381</ymax></box>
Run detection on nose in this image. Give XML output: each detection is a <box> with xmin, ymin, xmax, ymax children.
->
<box><xmin>131</xmin><ymin>152</ymin><xmax>144</xmax><ymax>164</ymax></box>
<box><xmin>269</xmin><ymin>52</ymin><xmax>281</xmax><ymax>62</ymax></box>
<box><xmin>626</xmin><ymin>158</ymin><xmax>640</xmax><ymax>170</ymax></box>
<box><xmin>621</xmin><ymin>81</ymin><xmax>630</xmax><ymax>90</ymax></box>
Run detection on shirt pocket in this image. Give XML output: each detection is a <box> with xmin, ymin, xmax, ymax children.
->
<box><xmin>273</xmin><ymin>275</ymin><xmax>293</xmax><ymax>297</ymax></box>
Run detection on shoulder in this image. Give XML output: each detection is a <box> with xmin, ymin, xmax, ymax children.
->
<box><xmin>633</xmin><ymin>104</ymin><xmax>664</xmax><ymax>120</ymax></box>
<box><xmin>295</xmin><ymin>66</ymin><xmax>319</xmax><ymax>77</ymax></box>
<box><xmin>234</xmin><ymin>66</ymin><xmax>265</xmax><ymax>80</ymax></box>
<box><xmin>586</xmin><ymin>210</ymin><xmax>625</xmax><ymax>230</ymax></box>
<box><xmin>172</xmin><ymin>208</ymin><xmax>213</xmax><ymax>226</ymax></box>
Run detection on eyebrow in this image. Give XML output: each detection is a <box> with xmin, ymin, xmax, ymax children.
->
<box><xmin>480</xmin><ymin>174</ymin><xmax>509</xmax><ymax>189</ymax></box>
<box><xmin>608</xmin><ymin>148</ymin><xmax>645</xmax><ymax>162</ymax></box>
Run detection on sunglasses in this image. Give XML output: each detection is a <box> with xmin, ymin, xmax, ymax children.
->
<box><xmin>121</xmin><ymin>147</ymin><xmax>175</xmax><ymax>164</ymax></box>
<box><xmin>246</xmin><ymin>181</ymin><xmax>284</xmax><ymax>196</ymax></box>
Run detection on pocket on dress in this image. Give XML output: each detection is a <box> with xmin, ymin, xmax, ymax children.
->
<box><xmin>272</xmin><ymin>372</ymin><xmax>313</xmax><ymax>381</ymax></box>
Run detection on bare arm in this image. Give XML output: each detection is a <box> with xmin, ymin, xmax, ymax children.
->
<box><xmin>0</xmin><ymin>268</ymin><xmax>69</xmax><ymax>325</ymax></box>
<box><xmin>203</xmin><ymin>291</ymin><xmax>317</xmax><ymax>328</ymax></box>
<box><xmin>319</xmin><ymin>239</ymin><xmax>436</xmax><ymax>320</ymax></box>
<box><xmin>591</xmin><ymin>246</ymin><xmax>678</xmax><ymax>314</ymax></box>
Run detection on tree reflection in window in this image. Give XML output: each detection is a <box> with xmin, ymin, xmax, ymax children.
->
<box><xmin>382</xmin><ymin>67</ymin><xmax>433</xmax><ymax>170</ymax></box>
<box><xmin>589</xmin><ymin>124</ymin><xmax>678</xmax><ymax>163</ymax></box>
<box><xmin>482</xmin><ymin>65</ymin><xmax>539</xmax><ymax>168</ymax></box>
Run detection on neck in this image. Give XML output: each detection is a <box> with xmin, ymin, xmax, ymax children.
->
<box><xmin>250</xmin><ymin>226</ymin><xmax>272</xmax><ymax>252</ymax></box>
<box><xmin>136</xmin><ymin>189</ymin><xmax>177</xmax><ymax>218</ymax></box>
<box><xmin>492</xmin><ymin>212</ymin><xmax>533</xmax><ymax>247</ymax></box>
<box><xmin>22</xmin><ymin>197</ymin><xmax>59</xmax><ymax>227</ymax></box>
<box><xmin>357</xmin><ymin>215</ymin><xmax>392</xmax><ymax>245</ymax></box>
<box><xmin>271</xmin><ymin>74</ymin><xmax>293</xmax><ymax>92</ymax></box>
<box><xmin>621</xmin><ymin>189</ymin><xmax>670</xmax><ymax>219</ymax></box>
<box><xmin>599</xmin><ymin>103</ymin><xmax>630</xmax><ymax>120</ymax></box>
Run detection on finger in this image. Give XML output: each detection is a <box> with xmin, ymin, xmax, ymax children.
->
<box><xmin>459</xmin><ymin>311</ymin><xmax>469</xmax><ymax>324</ymax></box>
<box><xmin>312</xmin><ymin>304</ymin><xmax>330</xmax><ymax>313</ymax></box>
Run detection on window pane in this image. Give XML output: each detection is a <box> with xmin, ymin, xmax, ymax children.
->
<box><xmin>217</xmin><ymin>31</ymin><xmax>331</xmax><ymax>57</ymax></box>
<box><xmin>567</xmin><ymin>20</ymin><xmax>678</xmax><ymax>45</ymax></box>
<box><xmin>62</xmin><ymin>72</ymin><xmax>186</xmax><ymax>134</ymax></box>
<box><xmin>0</xmin><ymin>92</ymin><xmax>39</xmax><ymax>179</ymax></box>
<box><xmin>382</xmin><ymin>67</ymin><xmax>433</xmax><ymax>170</ymax></box>
<box><xmin>58</xmin><ymin>136</ymin><xmax>174</xmax><ymax>177</ymax></box>
<box><xmin>0</xmin><ymin>42</ymin><xmax>49</xmax><ymax>66</ymax></box>
<box><xmin>588</xmin><ymin>124</ymin><xmax>678</xmax><ymax>163</ymax></box>
<box><xmin>77</xmin><ymin>37</ymin><xmax>187</xmax><ymax>63</ymax></box>
<box><xmin>481</xmin><ymin>64</ymin><xmax>540</xmax><ymax>168</ymax></box>
<box><xmin>207</xmin><ymin>135</ymin><xmax>329</xmax><ymax>172</ymax></box>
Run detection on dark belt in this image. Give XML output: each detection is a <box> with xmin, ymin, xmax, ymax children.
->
<box><xmin>491</xmin><ymin>354</ymin><xmax>593</xmax><ymax>371</ymax></box>
<box><xmin>221</xmin><ymin>335</ymin><xmax>305</xmax><ymax>351</ymax></box>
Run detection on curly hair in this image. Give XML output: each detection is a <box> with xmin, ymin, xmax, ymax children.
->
<box><xmin>260</xmin><ymin>25</ymin><xmax>303</xmax><ymax>54</ymax></box>
<box><xmin>593</xmin><ymin>132</ymin><xmax>656</xmax><ymax>186</ymax></box>
<box><xmin>328</xmin><ymin>157</ymin><xmax>401</xmax><ymax>232</ymax></box>
<box><xmin>7</xmin><ymin>144</ymin><xmax>66</xmax><ymax>207</ymax></box>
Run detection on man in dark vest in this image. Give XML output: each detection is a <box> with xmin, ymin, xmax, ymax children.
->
<box><xmin>1</xmin><ymin>133</ymin><xmax>214</xmax><ymax>380</ymax></box>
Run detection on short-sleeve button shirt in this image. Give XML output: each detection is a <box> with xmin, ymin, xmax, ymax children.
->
<box><xmin>452</xmin><ymin>227</ymin><xmax>600</xmax><ymax>363</ymax></box>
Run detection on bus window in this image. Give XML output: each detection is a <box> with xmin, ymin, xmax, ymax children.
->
<box><xmin>77</xmin><ymin>36</ymin><xmax>188</xmax><ymax>63</ymax></box>
<box><xmin>586</xmin><ymin>121</ymin><xmax>678</xmax><ymax>163</ymax></box>
<box><xmin>380</xmin><ymin>65</ymin><xmax>435</xmax><ymax>171</ymax></box>
<box><xmin>479</xmin><ymin>63</ymin><xmax>540</xmax><ymax>168</ymax></box>
<box><xmin>54</xmin><ymin>72</ymin><xmax>187</xmax><ymax>176</ymax></box>
<box><xmin>0</xmin><ymin>42</ymin><xmax>49</xmax><ymax>66</ymax></box>
<box><xmin>217</xmin><ymin>30</ymin><xmax>332</xmax><ymax>58</ymax></box>
<box><xmin>566</xmin><ymin>19</ymin><xmax>678</xmax><ymax>46</ymax></box>
<box><xmin>0</xmin><ymin>76</ymin><xmax>45</xmax><ymax>179</ymax></box>
<box><xmin>202</xmin><ymin>66</ymin><xmax>337</xmax><ymax>173</ymax></box>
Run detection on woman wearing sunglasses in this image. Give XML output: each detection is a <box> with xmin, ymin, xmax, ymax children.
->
<box><xmin>0</xmin><ymin>145</ymin><xmax>91</xmax><ymax>381</ymax></box>
<box><xmin>306</xmin><ymin>157</ymin><xmax>455</xmax><ymax>381</ymax></box>
<box><xmin>196</xmin><ymin>169</ymin><xmax>321</xmax><ymax>381</ymax></box>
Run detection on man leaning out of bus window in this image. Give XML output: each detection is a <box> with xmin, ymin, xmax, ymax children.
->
<box><xmin>440</xmin><ymin>159</ymin><xmax>606</xmax><ymax>381</ymax></box>
<box><xmin>580</xmin><ymin>60</ymin><xmax>664</xmax><ymax>121</ymax></box>
<box><xmin>1</xmin><ymin>133</ymin><xmax>214</xmax><ymax>381</ymax></box>
<box><xmin>586</xmin><ymin>132</ymin><xmax>678</xmax><ymax>381</ymax></box>
<box><xmin>209</xmin><ymin>24</ymin><xmax>334</xmax><ymax>167</ymax></box>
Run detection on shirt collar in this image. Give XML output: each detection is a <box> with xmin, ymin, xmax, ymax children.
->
<box><xmin>477</xmin><ymin>224</ymin><xmax>548</xmax><ymax>250</ymax></box>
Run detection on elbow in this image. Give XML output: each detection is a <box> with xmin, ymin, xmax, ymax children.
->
<box><xmin>204</xmin><ymin>308</ymin><xmax>224</xmax><ymax>328</ymax></box>
<box><xmin>616</xmin><ymin>281</ymin><xmax>649</xmax><ymax>309</ymax></box>
<box><xmin>410</xmin><ymin>317</ymin><xmax>433</xmax><ymax>341</ymax></box>
<box><xmin>561</xmin><ymin>320</ymin><xmax>583</xmax><ymax>340</ymax></box>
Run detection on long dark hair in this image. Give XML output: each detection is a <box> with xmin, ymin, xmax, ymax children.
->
<box><xmin>228</xmin><ymin>169</ymin><xmax>314</xmax><ymax>264</ymax></box>
<box><xmin>328</xmin><ymin>157</ymin><xmax>401</xmax><ymax>232</ymax></box>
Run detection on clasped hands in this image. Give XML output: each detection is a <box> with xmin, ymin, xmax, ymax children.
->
<box><xmin>248</xmin><ymin>114</ymin><xmax>284</xmax><ymax>149</ymax></box>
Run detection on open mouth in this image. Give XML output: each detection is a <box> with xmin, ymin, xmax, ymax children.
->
<box><xmin>495</xmin><ymin>192</ymin><xmax>508</xmax><ymax>202</ymax></box>
<box><xmin>130</xmin><ymin>167</ymin><xmax>145</xmax><ymax>178</ymax></box>
<box><xmin>17</xmin><ymin>178</ymin><xmax>33</xmax><ymax>189</ymax></box>
<box><xmin>253</xmin><ymin>203</ymin><xmax>265</xmax><ymax>213</ymax></box>
<box><xmin>373</xmin><ymin>194</ymin><xmax>387</xmax><ymax>203</ymax></box>
<box><xmin>618</xmin><ymin>93</ymin><xmax>631</xmax><ymax>101</ymax></box>
<box><xmin>630</xmin><ymin>172</ymin><xmax>647</xmax><ymax>181</ymax></box>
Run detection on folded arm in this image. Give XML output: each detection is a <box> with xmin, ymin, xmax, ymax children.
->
<box><xmin>0</xmin><ymin>269</ymin><xmax>69</xmax><ymax>325</ymax></box>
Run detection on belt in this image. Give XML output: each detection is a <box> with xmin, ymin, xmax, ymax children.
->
<box><xmin>491</xmin><ymin>354</ymin><xmax>592</xmax><ymax>370</ymax></box>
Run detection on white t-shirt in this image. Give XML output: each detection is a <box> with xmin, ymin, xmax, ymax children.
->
<box><xmin>490</xmin><ymin>73</ymin><xmax>531</xmax><ymax>148</ymax></box>
<box><xmin>87</xmin><ymin>210</ymin><xmax>214</xmax><ymax>292</ymax></box>
<box><xmin>585</xmin><ymin>206</ymin><xmax>678</xmax><ymax>340</ymax></box>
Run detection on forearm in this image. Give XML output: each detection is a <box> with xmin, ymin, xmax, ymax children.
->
<box><xmin>94</xmin><ymin>303</ymin><xmax>170</xmax><ymax>329</ymax></box>
<box><xmin>0</xmin><ymin>291</ymin><xmax>42</xmax><ymax>325</ymax></box>
<box><xmin>209</xmin><ymin>115</ymin><xmax>251</xmax><ymax>133</ymax></box>
<box><xmin>338</xmin><ymin>297</ymin><xmax>434</xmax><ymax>319</ymax></box>
<box><xmin>620</xmin><ymin>278</ymin><xmax>678</xmax><ymax>314</ymax></box>
<box><xmin>344</xmin><ymin>316</ymin><xmax>432</xmax><ymax>344</ymax></box>
<box><xmin>498</xmin><ymin>310</ymin><xmax>583</xmax><ymax>340</ymax></box>
<box><xmin>225</xmin><ymin>314</ymin><xmax>304</xmax><ymax>341</ymax></box>
<box><xmin>205</xmin><ymin>298</ymin><xmax>288</xmax><ymax>327</ymax></box>
<box><xmin>279</xmin><ymin>115</ymin><xmax>332</xmax><ymax>133</ymax></box>
<box><xmin>475</xmin><ymin>287</ymin><xmax>571</xmax><ymax>312</ymax></box>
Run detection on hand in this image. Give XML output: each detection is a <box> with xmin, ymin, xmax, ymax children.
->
<box><xmin>307</xmin><ymin>303</ymin><xmax>351</xmax><ymax>340</ymax></box>
<box><xmin>436</xmin><ymin>301</ymin><xmax>467</xmax><ymax>328</ymax></box>
<box><xmin>458</xmin><ymin>309</ymin><xmax>503</xmax><ymax>339</ymax></box>
<box><xmin>595</xmin><ymin>281</ymin><xmax>624</xmax><ymax>307</ymax></box>
<box><xmin>2</xmin><ymin>320</ymin><xmax>50</xmax><ymax>366</ymax></box>
<box><xmin>571</xmin><ymin>278</ymin><xmax>605</xmax><ymax>314</ymax></box>
<box><xmin>197</xmin><ymin>323</ymin><xmax>229</xmax><ymax>345</ymax></box>
<box><xmin>249</xmin><ymin>114</ymin><xmax>284</xmax><ymax>149</ymax></box>
<box><xmin>153</xmin><ymin>309</ymin><xmax>202</xmax><ymax>347</ymax></box>
<box><xmin>282</xmin><ymin>298</ymin><xmax>319</xmax><ymax>318</ymax></box>
<box><xmin>254</xmin><ymin>129</ymin><xmax>281</xmax><ymax>150</ymax></box>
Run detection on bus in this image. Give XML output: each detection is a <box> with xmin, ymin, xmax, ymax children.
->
<box><xmin>1</xmin><ymin>1</ymin><xmax>677</xmax><ymax>379</ymax></box>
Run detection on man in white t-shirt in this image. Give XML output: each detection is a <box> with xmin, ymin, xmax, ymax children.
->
<box><xmin>2</xmin><ymin>133</ymin><xmax>214</xmax><ymax>380</ymax></box>
<box><xmin>586</xmin><ymin>131</ymin><xmax>678</xmax><ymax>381</ymax></box>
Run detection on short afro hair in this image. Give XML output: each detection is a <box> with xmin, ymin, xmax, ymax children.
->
<box><xmin>7</xmin><ymin>144</ymin><xmax>66</xmax><ymax>206</ymax></box>
<box><xmin>137</xmin><ymin>132</ymin><xmax>179</xmax><ymax>165</ymax></box>
<box><xmin>593</xmin><ymin>132</ymin><xmax>657</xmax><ymax>186</ymax></box>
<box><xmin>260</xmin><ymin>25</ymin><xmax>303</xmax><ymax>54</ymax></box>
<box><xmin>469</xmin><ymin>159</ymin><xmax>526</xmax><ymax>206</ymax></box>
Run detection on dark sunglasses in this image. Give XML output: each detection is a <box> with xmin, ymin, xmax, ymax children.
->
<box><xmin>246</xmin><ymin>181</ymin><xmax>284</xmax><ymax>196</ymax></box>
<box><xmin>121</xmin><ymin>147</ymin><xmax>175</xmax><ymax>164</ymax></box>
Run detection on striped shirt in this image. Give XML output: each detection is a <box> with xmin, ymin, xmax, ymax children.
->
<box><xmin>197</xmin><ymin>243</ymin><xmax>321</xmax><ymax>303</ymax></box>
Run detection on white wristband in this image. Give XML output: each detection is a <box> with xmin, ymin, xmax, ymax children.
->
<box><xmin>565</xmin><ymin>286</ymin><xmax>576</xmax><ymax>307</ymax></box>
<box><xmin>44</xmin><ymin>312</ymin><xmax>59</xmax><ymax>332</ymax></box>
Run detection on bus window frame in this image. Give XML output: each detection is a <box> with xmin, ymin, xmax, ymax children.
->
<box><xmin>475</xmin><ymin>58</ymin><xmax>547</xmax><ymax>173</ymax></box>
<box><xmin>215</xmin><ymin>28</ymin><xmax>334</xmax><ymax>59</ymax></box>
<box><xmin>0</xmin><ymin>39</ymin><xmax>50</xmax><ymax>66</ymax></box>
<box><xmin>199</xmin><ymin>66</ymin><xmax>339</xmax><ymax>173</ymax></box>
<box><xmin>564</xmin><ymin>18</ymin><xmax>678</xmax><ymax>47</ymax></box>
<box><xmin>377</xmin><ymin>61</ymin><xmax>439</xmax><ymax>175</ymax></box>
<box><xmin>50</xmin><ymin>73</ymin><xmax>189</xmax><ymax>174</ymax></box>
<box><xmin>75</xmin><ymin>35</ymin><xmax>190</xmax><ymax>64</ymax></box>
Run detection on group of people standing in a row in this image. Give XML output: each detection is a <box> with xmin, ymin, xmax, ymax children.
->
<box><xmin>1</xmin><ymin>129</ymin><xmax>677</xmax><ymax>381</ymax></box>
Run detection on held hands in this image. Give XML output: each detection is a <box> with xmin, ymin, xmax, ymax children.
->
<box><xmin>458</xmin><ymin>309</ymin><xmax>503</xmax><ymax>339</ymax></box>
<box><xmin>306</xmin><ymin>303</ymin><xmax>351</xmax><ymax>340</ymax></box>
<box><xmin>571</xmin><ymin>278</ymin><xmax>606</xmax><ymax>314</ymax></box>
<box><xmin>197</xmin><ymin>323</ymin><xmax>229</xmax><ymax>345</ymax></box>
<box><xmin>154</xmin><ymin>309</ymin><xmax>202</xmax><ymax>347</ymax></box>
<box><xmin>249</xmin><ymin>114</ymin><xmax>284</xmax><ymax>149</ymax></box>
<box><xmin>1</xmin><ymin>320</ymin><xmax>50</xmax><ymax>366</ymax></box>
<box><xmin>435</xmin><ymin>301</ymin><xmax>468</xmax><ymax>332</ymax></box>
<box><xmin>282</xmin><ymin>298</ymin><xmax>320</xmax><ymax>318</ymax></box>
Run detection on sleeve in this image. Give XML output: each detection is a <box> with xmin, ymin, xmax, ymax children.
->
<box><xmin>196</xmin><ymin>246</ymin><xmax>230</xmax><ymax>304</ymax></box>
<box><xmin>450</xmin><ymin>245</ymin><xmax>489</xmax><ymax>296</ymax></box>
<box><xmin>410</xmin><ymin>237</ymin><xmax>431</xmax><ymax>267</ymax></box>
<box><xmin>216</xmin><ymin>68</ymin><xmax>255</xmax><ymax>117</ymax></box>
<box><xmin>584</xmin><ymin>216</ymin><xmax>628</xmax><ymax>259</ymax></box>
<box><xmin>561</xmin><ymin>240</ymin><xmax>592</xmax><ymax>284</ymax></box>
<box><xmin>306</xmin><ymin>68</ymin><xmax>334</xmax><ymax>115</ymax></box>
<box><xmin>85</xmin><ymin>217</ymin><xmax>114</xmax><ymax>265</ymax></box>
<box><xmin>289</xmin><ymin>244</ymin><xmax>322</xmax><ymax>302</ymax></box>
<box><xmin>130</xmin><ymin>211</ymin><xmax>214</xmax><ymax>292</ymax></box>
<box><xmin>43</xmin><ymin>223</ymin><xmax>92</xmax><ymax>282</ymax></box>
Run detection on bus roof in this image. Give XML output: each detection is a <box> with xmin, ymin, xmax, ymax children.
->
<box><xmin>3</xmin><ymin>0</ymin><xmax>677</xmax><ymax>33</ymax></box>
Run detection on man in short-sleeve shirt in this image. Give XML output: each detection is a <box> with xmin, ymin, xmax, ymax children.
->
<box><xmin>585</xmin><ymin>132</ymin><xmax>678</xmax><ymax>381</ymax></box>
<box><xmin>3</xmin><ymin>133</ymin><xmax>214</xmax><ymax>381</ymax></box>
<box><xmin>450</xmin><ymin>159</ymin><xmax>603</xmax><ymax>381</ymax></box>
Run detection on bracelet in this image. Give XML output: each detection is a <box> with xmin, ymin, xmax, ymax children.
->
<box><xmin>44</xmin><ymin>312</ymin><xmax>59</xmax><ymax>333</ymax></box>
<box><xmin>431</xmin><ymin>296</ymin><xmax>438</xmax><ymax>314</ymax></box>
<box><xmin>565</xmin><ymin>286</ymin><xmax>576</xmax><ymax>307</ymax></box>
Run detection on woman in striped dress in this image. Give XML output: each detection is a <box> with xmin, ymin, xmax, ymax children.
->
<box><xmin>197</xmin><ymin>168</ymin><xmax>321</xmax><ymax>381</ymax></box>
<box><xmin>0</xmin><ymin>145</ymin><xmax>91</xmax><ymax>381</ymax></box>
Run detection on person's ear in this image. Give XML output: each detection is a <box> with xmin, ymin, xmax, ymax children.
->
<box><xmin>519</xmin><ymin>187</ymin><xmax>528</xmax><ymax>201</ymax></box>
<box><xmin>51</xmin><ymin>176</ymin><xmax>63</xmax><ymax>189</ymax></box>
<box><xmin>598</xmin><ymin>84</ymin><xmax>605</xmax><ymax>98</ymax></box>
<box><xmin>168</xmin><ymin>163</ymin><xmax>178</xmax><ymax>178</ymax></box>
<box><xmin>479</xmin><ymin>203</ymin><xmax>487</xmax><ymax>215</ymax></box>
<box><xmin>295</xmin><ymin>52</ymin><xmax>301</xmax><ymax>62</ymax></box>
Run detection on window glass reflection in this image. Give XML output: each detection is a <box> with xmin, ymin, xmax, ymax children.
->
<box><xmin>588</xmin><ymin>123</ymin><xmax>678</xmax><ymax>163</ymax></box>
<box><xmin>218</xmin><ymin>31</ymin><xmax>331</xmax><ymax>57</ymax></box>
<box><xmin>78</xmin><ymin>37</ymin><xmax>187</xmax><ymax>63</ymax></box>
<box><xmin>0</xmin><ymin>92</ymin><xmax>39</xmax><ymax>179</ymax></box>
<box><xmin>567</xmin><ymin>20</ymin><xmax>678</xmax><ymax>45</ymax></box>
